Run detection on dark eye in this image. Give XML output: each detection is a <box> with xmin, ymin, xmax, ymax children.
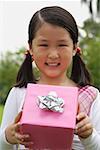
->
<box><xmin>59</xmin><ymin>44</ymin><xmax>67</xmax><ymax>47</ymax></box>
<box><xmin>39</xmin><ymin>44</ymin><xmax>48</xmax><ymax>47</ymax></box>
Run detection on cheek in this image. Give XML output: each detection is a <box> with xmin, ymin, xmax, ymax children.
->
<box><xmin>34</xmin><ymin>54</ymin><xmax>45</xmax><ymax>65</ymax></box>
<box><xmin>63</xmin><ymin>51</ymin><xmax>73</xmax><ymax>60</ymax></box>
<box><xmin>62</xmin><ymin>53</ymin><xmax>73</xmax><ymax>66</ymax></box>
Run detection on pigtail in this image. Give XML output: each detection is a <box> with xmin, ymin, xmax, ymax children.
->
<box><xmin>70</xmin><ymin>54</ymin><xmax>91</xmax><ymax>86</ymax></box>
<box><xmin>15</xmin><ymin>52</ymin><xmax>36</xmax><ymax>88</ymax></box>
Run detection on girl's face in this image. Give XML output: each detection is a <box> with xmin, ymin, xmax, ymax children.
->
<box><xmin>30</xmin><ymin>23</ymin><xmax>76</xmax><ymax>80</ymax></box>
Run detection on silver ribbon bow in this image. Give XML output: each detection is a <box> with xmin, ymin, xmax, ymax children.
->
<box><xmin>37</xmin><ymin>91</ymin><xmax>64</xmax><ymax>113</ymax></box>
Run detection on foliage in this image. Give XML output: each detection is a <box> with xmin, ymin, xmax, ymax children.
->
<box><xmin>81</xmin><ymin>0</ymin><xmax>100</xmax><ymax>18</ymax></box>
<box><xmin>0</xmin><ymin>48</ymin><xmax>25</xmax><ymax>104</ymax></box>
<box><xmin>0</xmin><ymin>105</ymin><xmax>4</xmax><ymax>124</ymax></box>
<box><xmin>80</xmin><ymin>19</ymin><xmax>100</xmax><ymax>89</ymax></box>
<box><xmin>0</xmin><ymin>47</ymin><xmax>40</xmax><ymax>105</ymax></box>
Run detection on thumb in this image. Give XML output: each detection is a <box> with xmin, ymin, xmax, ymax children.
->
<box><xmin>14</xmin><ymin>111</ymin><xmax>22</xmax><ymax>123</ymax></box>
<box><xmin>76</xmin><ymin>104</ymin><xmax>80</xmax><ymax>124</ymax></box>
<box><xmin>77</xmin><ymin>103</ymin><xmax>80</xmax><ymax>115</ymax></box>
<box><xmin>14</xmin><ymin>123</ymin><xmax>21</xmax><ymax>132</ymax></box>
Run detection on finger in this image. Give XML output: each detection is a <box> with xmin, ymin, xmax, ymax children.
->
<box><xmin>15</xmin><ymin>132</ymin><xmax>30</xmax><ymax>143</ymax></box>
<box><xmin>14</xmin><ymin>111</ymin><xmax>22</xmax><ymax>123</ymax></box>
<box><xmin>24</xmin><ymin>141</ymin><xmax>34</xmax><ymax>148</ymax></box>
<box><xmin>76</xmin><ymin>112</ymin><xmax>86</xmax><ymax>121</ymax></box>
<box><xmin>77</xmin><ymin>123</ymin><xmax>92</xmax><ymax>133</ymax></box>
<box><xmin>76</xmin><ymin>117</ymin><xmax>89</xmax><ymax>129</ymax></box>
<box><xmin>78</xmin><ymin>128</ymin><xmax>93</xmax><ymax>138</ymax></box>
<box><xmin>77</xmin><ymin>103</ymin><xmax>80</xmax><ymax>115</ymax></box>
<box><xmin>14</xmin><ymin>123</ymin><xmax>21</xmax><ymax>132</ymax></box>
<box><xmin>16</xmin><ymin>137</ymin><xmax>33</xmax><ymax>148</ymax></box>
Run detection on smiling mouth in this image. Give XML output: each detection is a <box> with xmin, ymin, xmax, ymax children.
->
<box><xmin>45</xmin><ymin>62</ymin><xmax>60</xmax><ymax>67</ymax></box>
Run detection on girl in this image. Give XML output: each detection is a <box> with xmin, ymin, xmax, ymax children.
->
<box><xmin>0</xmin><ymin>6</ymin><xmax>100</xmax><ymax>150</ymax></box>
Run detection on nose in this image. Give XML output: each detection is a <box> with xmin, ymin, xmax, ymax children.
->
<box><xmin>48</xmin><ymin>48</ymin><xmax>59</xmax><ymax>59</ymax></box>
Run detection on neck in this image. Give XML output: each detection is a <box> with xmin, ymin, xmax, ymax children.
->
<box><xmin>38</xmin><ymin>74</ymin><xmax>76</xmax><ymax>87</ymax></box>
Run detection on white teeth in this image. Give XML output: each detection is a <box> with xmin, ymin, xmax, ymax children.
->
<box><xmin>48</xmin><ymin>64</ymin><xmax>58</xmax><ymax>66</ymax></box>
<box><xmin>45</xmin><ymin>63</ymin><xmax>60</xmax><ymax>66</ymax></box>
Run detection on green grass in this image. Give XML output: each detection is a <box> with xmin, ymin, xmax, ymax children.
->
<box><xmin>0</xmin><ymin>105</ymin><xmax>4</xmax><ymax>124</ymax></box>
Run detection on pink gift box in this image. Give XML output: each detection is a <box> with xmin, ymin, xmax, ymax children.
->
<box><xmin>20</xmin><ymin>83</ymin><xmax>78</xmax><ymax>150</ymax></box>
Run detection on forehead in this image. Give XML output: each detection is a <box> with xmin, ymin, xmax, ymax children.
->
<box><xmin>34</xmin><ymin>22</ymin><xmax>71</xmax><ymax>41</ymax></box>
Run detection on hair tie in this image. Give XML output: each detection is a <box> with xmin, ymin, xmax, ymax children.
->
<box><xmin>76</xmin><ymin>47</ymin><xmax>82</xmax><ymax>55</ymax></box>
<box><xmin>25</xmin><ymin>50</ymin><xmax>30</xmax><ymax>55</ymax></box>
<box><xmin>24</xmin><ymin>50</ymin><xmax>34</xmax><ymax>62</ymax></box>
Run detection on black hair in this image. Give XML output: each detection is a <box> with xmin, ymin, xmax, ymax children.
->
<box><xmin>71</xmin><ymin>53</ymin><xmax>91</xmax><ymax>86</ymax></box>
<box><xmin>15</xmin><ymin>6</ymin><xmax>91</xmax><ymax>88</ymax></box>
<box><xmin>15</xmin><ymin>51</ymin><xmax>36</xmax><ymax>88</ymax></box>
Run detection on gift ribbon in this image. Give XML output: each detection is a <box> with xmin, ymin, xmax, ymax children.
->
<box><xmin>37</xmin><ymin>91</ymin><xmax>64</xmax><ymax>113</ymax></box>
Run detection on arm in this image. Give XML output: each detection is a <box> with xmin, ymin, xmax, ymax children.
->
<box><xmin>79</xmin><ymin>90</ymin><xmax>100</xmax><ymax>150</ymax></box>
<box><xmin>0</xmin><ymin>88</ymin><xmax>18</xmax><ymax>149</ymax></box>
<box><xmin>0</xmin><ymin>87</ymin><xmax>32</xmax><ymax>150</ymax></box>
<box><xmin>0</xmin><ymin>87</ymin><xmax>25</xmax><ymax>149</ymax></box>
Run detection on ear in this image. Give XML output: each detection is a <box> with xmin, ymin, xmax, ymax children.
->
<box><xmin>73</xmin><ymin>44</ymin><xmax>77</xmax><ymax>56</ymax></box>
<box><xmin>28</xmin><ymin>43</ymin><xmax>34</xmax><ymax>61</ymax></box>
<box><xmin>73</xmin><ymin>50</ymin><xmax>76</xmax><ymax>56</ymax></box>
<box><xmin>29</xmin><ymin>49</ymin><xmax>33</xmax><ymax>56</ymax></box>
<box><xmin>29</xmin><ymin>50</ymin><xmax>34</xmax><ymax>62</ymax></box>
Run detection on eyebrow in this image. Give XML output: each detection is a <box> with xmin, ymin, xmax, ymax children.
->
<box><xmin>37</xmin><ymin>39</ymin><xmax>69</xmax><ymax>42</ymax></box>
<box><xmin>57</xmin><ymin>40</ymin><xmax>68</xmax><ymax>42</ymax></box>
<box><xmin>38</xmin><ymin>39</ymin><xmax>48</xmax><ymax>42</ymax></box>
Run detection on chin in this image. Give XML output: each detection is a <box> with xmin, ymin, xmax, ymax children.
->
<box><xmin>46</xmin><ymin>74</ymin><xmax>60</xmax><ymax>78</ymax></box>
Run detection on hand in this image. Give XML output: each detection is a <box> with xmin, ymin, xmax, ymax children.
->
<box><xmin>75</xmin><ymin>112</ymin><xmax>93</xmax><ymax>138</ymax></box>
<box><xmin>5</xmin><ymin>111</ymin><xmax>33</xmax><ymax>147</ymax></box>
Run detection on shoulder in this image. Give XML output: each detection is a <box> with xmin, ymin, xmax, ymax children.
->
<box><xmin>5</xmin><ymin>86</ymin><xmax>27</xmax><ymax>106</ymax></box>
<box><xmin>78</xmin><ymin>85</ymin><xmax>99</xmax><ymax>115</ymax></box>
<box><xmin>8</xmin><ymin>86</ymin><xmax>26</xmax><ymax>97</ymax></box>
<box><xmin>78</xmin><ymin>85</ymin><xmax>98</xmax><ymax>100</ymax></box>
<box><xmin>5</xmin><ymin>87</ymin><xmax>27</xmax><ymax>112</ymax></box>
